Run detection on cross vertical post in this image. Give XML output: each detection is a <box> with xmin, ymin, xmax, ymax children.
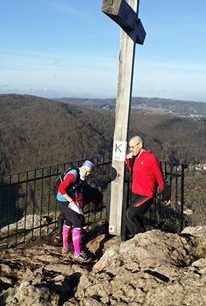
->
<box><xmin>102</xmin><ymin>0</ymin><xmax>146</xmax><ymax>236</ymax></box>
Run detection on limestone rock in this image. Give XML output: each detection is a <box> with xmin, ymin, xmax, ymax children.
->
<box><xmin>0</xmin><ymin>226</ymin><xmax>206</xmax><ymax>305</ymax></box>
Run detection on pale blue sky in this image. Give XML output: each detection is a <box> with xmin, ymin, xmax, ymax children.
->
<box><xmin>1</xmin><ymin>0</ymin><xmax>206</xmax><ymax>102</ymax></box>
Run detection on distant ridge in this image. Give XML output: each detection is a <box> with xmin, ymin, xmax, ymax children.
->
<box><xmin>58</xmin><ymin>96</ymin><xmax>206</xmax><ymax>118</ymax></box>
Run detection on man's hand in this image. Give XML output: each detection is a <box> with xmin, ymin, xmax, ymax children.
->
<box><xmin>157</xmin><ymin>183</ymin><xmax>171</xmax><ymax>202</ymax></box>
<box><xmin>126</xmin><ymin>152</ymin><xmax>133</xmax><ymax>159</ymax></box>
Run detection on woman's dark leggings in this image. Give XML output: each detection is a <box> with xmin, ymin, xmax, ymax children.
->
<box><xmin>125</xmin><ymin>194</ymin><xmax>154</xmax><ymax>236</ymax></box>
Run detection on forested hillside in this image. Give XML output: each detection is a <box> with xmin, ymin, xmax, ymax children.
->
<box><xmin>0</xmin><ymin>94</ymin><xmax>205</xmax><ymax>174</ymax></box>
<box><xmin>0</xmin><ymin>94</ymin><xmax>113</xmax><ymax>174</ymax></box>
<box><xmin>129</xmin><ymin>111</ymin><xmax>206</xmax><ymax>164</ymax></box>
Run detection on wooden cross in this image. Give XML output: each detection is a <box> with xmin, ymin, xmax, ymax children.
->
<box><xmin>102</xmin><ymin>0</ymin><xmax>146</xmax><ymax>236</ymax></box>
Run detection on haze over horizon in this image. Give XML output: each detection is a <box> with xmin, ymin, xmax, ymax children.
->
<box><xmin>1</xmin><ymin>1</ymin><xmax>206</xmax><ymax>103</ymax></box>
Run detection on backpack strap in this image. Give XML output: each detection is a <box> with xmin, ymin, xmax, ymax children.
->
<box><xmin>64</xmin><ymin>167</ymin><xmax>79</xmax><ymax>181</ymax></box>
<box><xmin>65</xmin><ymin>167</ymin><xmax>81</xmax><ymax>194</ymax></box>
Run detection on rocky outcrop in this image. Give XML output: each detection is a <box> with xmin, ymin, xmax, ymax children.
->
<box><xmin>0</xmin><ymin>226</ymin><xmax>206</xmax><ymax>306</ymax></box>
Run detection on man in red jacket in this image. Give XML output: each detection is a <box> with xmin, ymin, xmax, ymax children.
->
<box><xmin>125</xmin><ymin>135</ymin><xmax>165</xmax><ymax>237</ymax></box>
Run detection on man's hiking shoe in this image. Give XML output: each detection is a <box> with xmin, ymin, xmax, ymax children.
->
<box><xmin>74</xmin><ymin>251</ymin><xmax>91</xmax><ymax>263</ymax></box>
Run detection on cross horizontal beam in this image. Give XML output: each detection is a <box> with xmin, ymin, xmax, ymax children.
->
<box><xmin>102</xmin><ymin>0</ymin><xmax>146</xmax><ymax>44</ymax></box>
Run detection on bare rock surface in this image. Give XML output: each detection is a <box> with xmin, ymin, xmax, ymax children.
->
<box><xmin>0</xmin><ymin>226</ymin><xmax>206</xmax><ymax>305</ymax></box>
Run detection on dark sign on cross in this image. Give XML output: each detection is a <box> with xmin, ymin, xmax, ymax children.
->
<box><xmin>101</xmin><ymin>0</ymin><xmax>146</xmax><ymax>236</ymax></box>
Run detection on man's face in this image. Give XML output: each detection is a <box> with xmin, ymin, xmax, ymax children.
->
<box><xmin>129</xmin><ymin>140</ymin><xmax>142</xmax><ymax>156</ymax></box>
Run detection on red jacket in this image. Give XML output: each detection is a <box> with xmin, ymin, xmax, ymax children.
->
<box><xmin>126</xmin><ymin>151</ymin><xmax>165</xmax><ymax>198</ymax></box>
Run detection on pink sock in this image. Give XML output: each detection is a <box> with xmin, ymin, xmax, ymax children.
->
<box><xmin>72</xmin><ymin>228</ymin><xmax>81</xmax><ymax>255</ymax></box>
<box><xmin>62</xmin><ymin>224</ymin><xmax>71</xmax><ymax>250</ymax></box>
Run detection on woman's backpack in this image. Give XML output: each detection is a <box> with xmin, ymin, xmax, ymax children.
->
<box><xmin>53</xmin><ymin>167</ymin><xmax>80</xmax><ymax>196</ymax></box>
